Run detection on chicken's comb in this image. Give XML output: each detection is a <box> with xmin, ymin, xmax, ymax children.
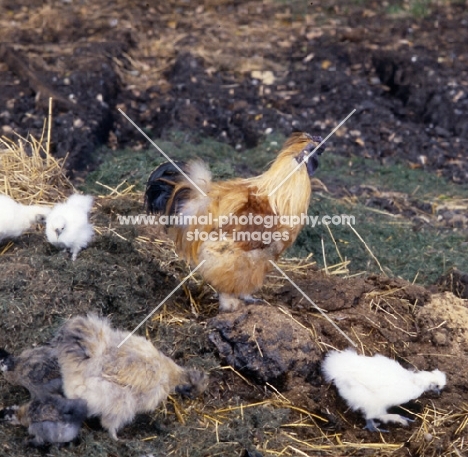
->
<box><xmin>306</xmin><ymin>135</ymin><xmax>326</xmax><ymax>154</ymax></box>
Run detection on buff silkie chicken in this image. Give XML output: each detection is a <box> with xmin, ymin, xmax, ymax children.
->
<box><xmin>144</xmin><ymin>133</ymin><xmax>325</xmax><ymax>312</ymax></box>
<box><xmin>51</xmin><ymin>314</ymin><xmax>208</xmax><ymax>440</ymax></box>
<box><xmin>322</xmin><ymin>349</ymin><xmax>447</xmax><ymax>432</ymax></box>
<box><xmin>0</xmin><ymin>346</ymin><xmax>62</xmax><ymax>399</ymax></box>
<box><xmin>0</xmin><ymin>395</ymin><xmax>87</xmax><ymax>447</ymax></box>
<box><xmin>46</xmin><ymin>194</ymin><xmax>94</xmax><ymax>261</ymax></box>
<box><xmin>0</xmin><ymin>195</ymin><xmax>51</xmax><ymax>242</ymax></box>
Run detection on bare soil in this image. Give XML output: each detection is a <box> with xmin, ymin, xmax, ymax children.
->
<box><xmin>0</xmin><ymin>1</ymin><xmax>467</xmax><ymax>182</ymax></box>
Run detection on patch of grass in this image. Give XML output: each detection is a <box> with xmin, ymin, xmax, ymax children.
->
<box><xmin>274</xmin><ymin>0</ymin><xmax>309</xmax><ymax>17</ymax></box>
<box><xmin>289</xmin><ymin>195</ymin><xmax>466</xmax><ymax>284</ymax></box>
<box><xmin>84</xmin><ymin>133</ymin><xmax>467</xmax><ymax>286</ymax></box>
<box><xmin>318</xmin><ymin>153</ymin><xmax>468</xmax><ymax>200</ymax></box>
<box><xmin>386</xmin><ymin>3</ymin><xmax>406</xmax><ymax>16</ymax></box>
<box><xmin>288</xmin><ymin>152</ymin><xmax>468</xmax><ymax>284</ymax></box>
<box><xmin>82</xmin><ymin>131</ymin><xmax>285</xmax><ymax>194</ymax></box>
<box><xmin>385</xmin><ymin>0</ymin><xmax>453</xmax><ymax>18</ymax></box>
<box><xmin>409</xmin><ymin>0</ymin><xmax>432</xmax><ymax>17</ymax></box>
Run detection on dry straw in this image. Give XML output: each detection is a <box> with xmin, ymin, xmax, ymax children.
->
<box><xmin>0</xmin><ymin>99</ymin><xmax>73</xmax><ymax>203</ymax></box>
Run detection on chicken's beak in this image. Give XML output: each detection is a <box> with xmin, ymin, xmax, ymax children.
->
<box><xmin>55</xmin><ymin>228</ymin><xmax>63</xmax><ymax>238</ymax></box>
<box><xmin>296</xmin><ymin>137</ymin><xmax>326</xmax><ymax>177</ymax></box>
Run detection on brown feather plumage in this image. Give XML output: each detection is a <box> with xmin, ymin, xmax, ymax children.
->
<box><xmin>145</xmin><ymin>132</ymin><xmax>324</xmax><ymax>311</ymax></box>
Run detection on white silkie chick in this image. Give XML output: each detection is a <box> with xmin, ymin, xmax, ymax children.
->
<box><xmin>46</xmin><ymin>194</ymin><xmax>94</xmax><ymax>261</ymax></box>
<box><xmin>322</xmin><ymin>349</ymin><xmax>447</xmax><ymax>432</ymax></box>
<box><xmin>0</xmin><ymin>195</ymin><xmax>51</xmax><ymax>242</ymax></box>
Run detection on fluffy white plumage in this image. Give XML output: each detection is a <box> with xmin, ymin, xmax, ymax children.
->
<box><xmin>0</xmin><ymin>195</ymin><xmax>51</xmax><ymax>242</ymax></box>
<box><xmin>322</xmin><ymin>349</ymin><xmax>447</xmax><ymax>432</ymax></box>
<box><xmin>46</xmin><ymin>194</ymin><xmax>94</xmax><ymax>261</ymax></box>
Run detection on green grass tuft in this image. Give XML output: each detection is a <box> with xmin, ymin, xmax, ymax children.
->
<box><xmin>83</xmin><ymin>133</ymin><xmax>467</xmax><ymax>286</ymax></box>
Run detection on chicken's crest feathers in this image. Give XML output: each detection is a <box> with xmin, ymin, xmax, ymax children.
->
<box><xmin>66</xmin><ymin>194</ymin><xmax>94</xmax><ymax>213</ymax></box>
<box><xmin>47</xmin><ymin>214</ymin><xmax>66</xmax><ymax>235</ymax></box>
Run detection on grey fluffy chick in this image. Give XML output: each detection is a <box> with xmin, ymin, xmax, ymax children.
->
<box><xmin>0</xmin><ymin>346</ymin><xmax>62</xmax><ymax>399</ymax></box>
<box><xmin>0</xmin><ymin>394</ymin><xmax>87</xmax><ymax>447</ymax></box>
<box><xmin>52</xmin><ymin>314</ymin><xmax>209</xmax><ymax>440</ymax></box>
<box><xmin>322</xmin><ymin>349</ymin><xmax>447</xmax><ymax>432</ymax></box>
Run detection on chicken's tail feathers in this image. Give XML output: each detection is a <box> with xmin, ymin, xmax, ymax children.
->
<box><xmin>321</xmin><ymin>352</ymin><xmax>334</xmax><ymax>382</ymax></box>
<box><xmin>144</xmin><ymin>160</ymin><xmax>211</xmax><ymax>216</ymax></box>
<box><xmin>66</xmin><ymin>194</ymin><xmax>94</xmax><ymax>213</ymax></box>
<box><xmin>144</xmin><ymin>161</ymin><xmax>187</xmax><ymax>215</ymax></box>
<box><xmin>321</xmin><ymin>349</ymin><xmax>356</xmax><ymax>382</ymax></box>
<box><xmin>175</xmin><ymin>368</ymin><xmax>209</xmax><ymax>398</ymax></box>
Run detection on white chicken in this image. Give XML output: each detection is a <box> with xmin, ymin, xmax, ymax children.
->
<box><xmin>322</xmin><ymin>349</ymin><xmax>446</xmax><ymax>432</ymax></box>
<box><xmin>45</xmin><ymin>194</ymin><xmax>94</xmax><ymax>261</ymax></box>
<box><xmin>0</xmin><ymin>195</ymin><xmax>51</xmax><ymax>242</ymax></box>
<box><xmin>52</xmin><ymin>314</ymin><xmax>208</xmax><ymax>440</ymax></box>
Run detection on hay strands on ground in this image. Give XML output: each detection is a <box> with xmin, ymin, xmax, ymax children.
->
<box><xmin>94</xmin><ymin>178</ymin><xmax>136</xmax><ymax>198</ymax></box>
<box><xmin>0</xmin><ymin>104</ymin><xmax>73</xmax><ymax>203</ymax></box>
<box><xmin>406</xmin><ymin>403</ymin><xmax>468</xmax><ymax>457</ymax></box>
